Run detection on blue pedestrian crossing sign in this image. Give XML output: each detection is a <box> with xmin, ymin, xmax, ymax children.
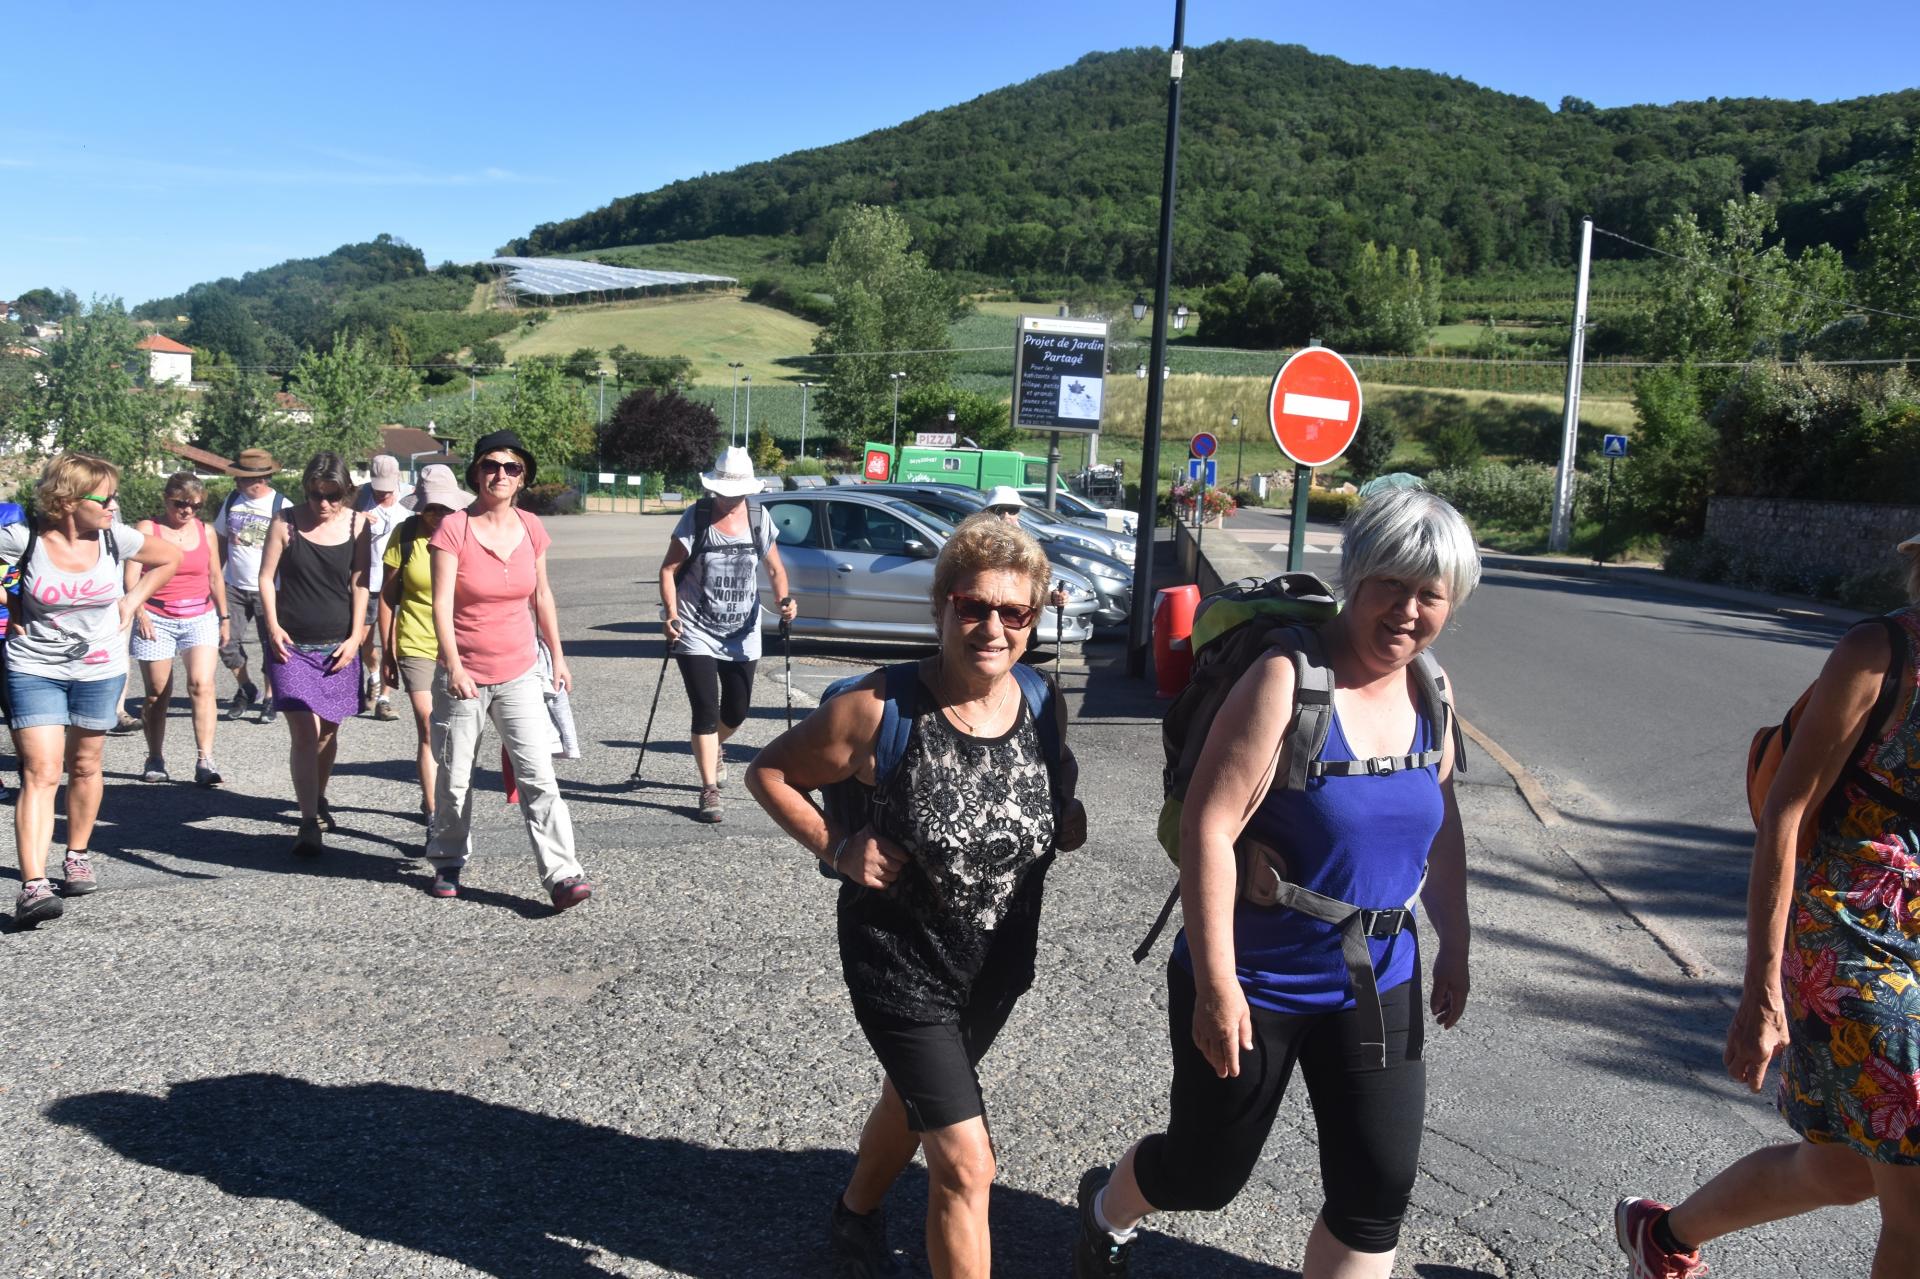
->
<box><xmin>1602</xmin><ymin>434</ymin><xmax>1630</xmax><ymax>458</ymax></box>
<box><xmin>1187</xmin><ymin>458</ymin><xmax>1218</xmax><ymax>486</ymax></box>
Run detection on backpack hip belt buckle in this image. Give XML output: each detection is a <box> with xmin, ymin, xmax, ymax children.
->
<box><xmin>1358</xmin><ymin>907</ymin><xmax>1411</xmax><ymax>939</ymax></box>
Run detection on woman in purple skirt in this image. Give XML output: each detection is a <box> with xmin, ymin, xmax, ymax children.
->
<box><xmin>257</xmin><ymin>452</ymin><xmax>371</xmax><ymax>856</ymax></box>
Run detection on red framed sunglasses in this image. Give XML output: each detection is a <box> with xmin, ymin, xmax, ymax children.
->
<box><xmin>947</xmin><ymin>593</ymin><xmax>1038</xmax><ymax>630</ymax></box>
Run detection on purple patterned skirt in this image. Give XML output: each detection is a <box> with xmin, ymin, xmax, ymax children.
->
<box><xmin>269</xmin><ymin>644</ymin><xmax>361</xmax><ymax>724</ymax></box>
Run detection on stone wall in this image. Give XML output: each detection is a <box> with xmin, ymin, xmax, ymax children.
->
<box><xmin>1702</xmin><ymin>496</ymin><xmax>1919</xmax><ymax>592</ymax></box>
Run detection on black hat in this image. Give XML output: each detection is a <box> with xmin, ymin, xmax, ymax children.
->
<box><xmin>467</xmin><ymin>430</ymin><xmax>536</xmax><ymax>490</ymax></box>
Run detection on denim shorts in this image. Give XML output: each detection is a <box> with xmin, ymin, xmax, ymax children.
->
<box><xmin>7</xmin><ymin>669</ymin><xmax>129</xmax><ymax>731</ymax></box>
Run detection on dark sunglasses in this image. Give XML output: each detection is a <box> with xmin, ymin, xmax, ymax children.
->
<box><xmin>307</xmin><ymin>488</ymin><xmax>345</xmax><ymax>504</ymax></box>
<box><xmin>480</xmin><ymin>459</ymin><xmax>525</xmax><ymax>477</ymax></box>
<box><xmin>167</xmin><ymin>498</ymin><xmax>198</xmax><ymax>509</ymax></box>
<box><xmin>948</xmin><ymin>593</ymin><xmax>1038</xmax><ymax>630</ymax></box>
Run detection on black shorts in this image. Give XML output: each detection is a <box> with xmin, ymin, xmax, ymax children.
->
<box><xmin>851</xmin><ymin>924</ymin><xmax>1038</xmax><ymax>1133</ymax></box>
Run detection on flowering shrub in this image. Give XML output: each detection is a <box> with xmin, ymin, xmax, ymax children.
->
<box><xmin>1171</xmin><ymin>482</ymin><xmax>1238</xmax><ymax>521</ymax></box>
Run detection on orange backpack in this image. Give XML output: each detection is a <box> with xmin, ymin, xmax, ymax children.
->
<box><xmin>1746</xmin><ymin>617</ymin><xmax>1908</xmax><ymax>851</ymax></box>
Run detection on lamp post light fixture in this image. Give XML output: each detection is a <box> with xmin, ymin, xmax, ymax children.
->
<box><xmin>1136</xmin><ymin>362</ymin><xmax>1147</xmax><ymax>380</ymax></box>
<box><xmin>726</xmin><ymin>362</ymin><xmax>745</xmax><ymax>444</ymax></box>
<box><xmin>946</xmin><ymin>404</ymin><xmax>957</xmax><ymax>426</ymax></box>
<box><xmin>889</xmin><ymin>370</ymin><xmax>907</xmax><ymax>450</ymax></box>
<box><xmin>799</xmin><ymin>381</ymin><xmax>812</xmax><ymax>457</ymax></box>
<box><xmin>1173</xmin><ymin>303</ymin><xmax>1191</xmax><ymax>331</ymax></box>
<box><xmin>1131</xmin><ymin>294</ymin><xmax>1149</xmax><ymax>322</ymax></box>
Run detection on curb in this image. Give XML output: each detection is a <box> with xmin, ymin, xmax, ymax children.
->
<box><xmin>1477</xmin><ymin>552</ymin><xmax>1866</xmax><ymax>627</ymax></box>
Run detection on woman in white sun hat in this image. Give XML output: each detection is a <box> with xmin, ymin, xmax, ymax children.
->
<box><xmin>658</xmin><ymin>445</ymin><xmax>796</xmax><ymax>824</ymax></box>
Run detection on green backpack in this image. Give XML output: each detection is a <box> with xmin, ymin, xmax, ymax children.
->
<box><xmin>1135</xmin><ymin>570</ymin><xmax>1464</xmax><ymax>1068</ymax></box>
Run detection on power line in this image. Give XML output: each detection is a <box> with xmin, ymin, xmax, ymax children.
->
<box><xmin>1591</xmin><ymin>224</ymin><xmax>1920</xmax><ymax>326</ymax></box>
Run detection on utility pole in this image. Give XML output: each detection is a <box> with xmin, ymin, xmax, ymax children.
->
<box><xmin>799</xmin><ymin>381</ymin><xmax>812</xmax><ymax>457</ymax></box>
<box><xmin>889</xmin><ymin>371</ymin><xmax>906</xmax><ymax>451</ymax></box>
<box><xmin>727</xmin><ymin>361</ymin><xmax>744</xmax><ymax>445</ymax></box>
<box><xmin>1549</xmin><ymin>218</ymin><xmax>1593</xmax><ymax>552</ymax></box>
<box><xmin>743</xmin><ymin>374</ymin><xmax>753</xmax><ymax>446</ymax></box>
<box><xmin>1126</xmin><ymin>0</ymin><xmax>1188</xmax><ymax>679</ymax></box>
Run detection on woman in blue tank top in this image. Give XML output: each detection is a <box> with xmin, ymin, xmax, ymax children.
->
<box><xmin>1072</xmin><ymin>488</ymin><xmax>1480</xmax><ymax>1279</ymax></box>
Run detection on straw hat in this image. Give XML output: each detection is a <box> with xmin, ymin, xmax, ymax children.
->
<box><xmin>700</xmin><ymin>446</ymin><xmax>762</xmax><ymax>498</ymax></box>
<box><xmin>229</xmin><ymin>448</ymin><xmax>279</xmax><ymax>478</ymax></box>
<box><xmin>404</xmin><ymin>464</ymin><xmax>474</xmax><ymax>513</ymax></box>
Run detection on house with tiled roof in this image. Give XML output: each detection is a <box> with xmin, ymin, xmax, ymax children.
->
<box><xmin>135</xmin><ymin>333</ymin><xmax>194</xmax><ymax>387</ymax></box>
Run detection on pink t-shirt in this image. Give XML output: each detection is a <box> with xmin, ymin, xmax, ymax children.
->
<box><xmin>429</xmin><ymin>508</ymin><xmax>551</xmax><ymax>686</ymax></box>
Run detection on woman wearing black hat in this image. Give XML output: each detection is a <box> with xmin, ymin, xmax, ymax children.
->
<box><xmin>422</xmin><ymin>431</ymin><xmax>589</xmax><ymax>911</ymax></box>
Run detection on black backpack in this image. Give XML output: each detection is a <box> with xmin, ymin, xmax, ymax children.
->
<box><xmin>675</xmin><ymin>498</ymin><xmax>767</xmax><ymax>582</ymax></box>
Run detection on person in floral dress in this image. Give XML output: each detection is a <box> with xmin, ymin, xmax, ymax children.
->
<box><xmin>1616</xmin><ymin>535</ymin><xmax>1920</xmax><ymax>1278</ymax></box>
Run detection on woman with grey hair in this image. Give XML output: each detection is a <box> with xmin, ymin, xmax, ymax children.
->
<box><xmin>1072</xmin><ymin>487</ymin><xmax>1478</xmax><ymax>1279</ymax></box>
<box><xmin>1615</xmin><ymin>531</ymin><xmax>1920</xmax><ymax>1278</ymax></box>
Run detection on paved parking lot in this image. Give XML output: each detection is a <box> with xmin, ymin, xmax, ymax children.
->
<box><xmin>0</xmin><ymin>513</ymin><xmax>1873</xmax><ymax>1277</ymax></box>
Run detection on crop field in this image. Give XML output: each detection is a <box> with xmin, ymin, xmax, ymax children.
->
<box><xmin>496</xmin><ymin>294</ymin><xmax>822</xmax><ymax>385</ymax></box>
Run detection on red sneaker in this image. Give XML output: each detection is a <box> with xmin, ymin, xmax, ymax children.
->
<box><xmin>1615</xmin><ymin>1198</ymin><xmax>1707</xmax><ymax>1278</ymax></box>
<box><xmin>549</xmin><ymin>876</ymin><xmax>592</xmax><ymax>912</ymax></box>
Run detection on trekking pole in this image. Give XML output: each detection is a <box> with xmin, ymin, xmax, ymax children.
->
<box><xmin>780</xmin><ymin>614</ymin><xmax>793</xmax><ymax>728</ymax></box>
<box><xmin>1055</xmin><ymin>583</ymin><xmax>1067</xmax><ymax>686</ymax></box>
<box><xmin>629</xmin><ymin>642</ymin><xmax>672</xmax><ymax>785</ymax></box>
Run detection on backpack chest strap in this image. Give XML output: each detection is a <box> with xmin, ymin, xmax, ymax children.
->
<box><xmin>1311</xmin><ymin>746</ymin><xmax>1446</xmax><ymax>778</ymax></box>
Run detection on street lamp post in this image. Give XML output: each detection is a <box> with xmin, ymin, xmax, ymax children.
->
<box><xmin>727</xmin><ymin>361</ymin><xmax>744</xmax><ymax>444</ymax></box>
<box><xmin>1232</xmin><ymin>412</ymin><xmax>1244</xmax><ymax>491</ymax></box>
<box><xmin>799</xmin><ymin>381</ymin><xmax>812</xmax><ymax>457</ymax></box>
<box><xmin>743</xmin><ymin>374</ymin><xmax>753</xmax><ymax>448</ymax></box>
<box><xmin>889</xmin><ymin>371</ymin><xmax>906</xmax><ymax>451</ymax></box>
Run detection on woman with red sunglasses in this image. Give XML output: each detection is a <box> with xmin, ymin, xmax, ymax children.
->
<box><xmin>748</xmin><ymin>513</ymin><xmax>1086</xmax><ymax>1279</ymax></box>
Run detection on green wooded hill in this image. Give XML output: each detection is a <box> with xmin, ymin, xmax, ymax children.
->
<box><xmin>502</xmin><ymin>40</ymin><xmax>1919</xmax><ymax>285</ymax></box>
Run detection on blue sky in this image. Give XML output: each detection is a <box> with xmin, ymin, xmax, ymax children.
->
<box><xmin>6</xmin><ymin>0</ymin><xmax>1917</xmax><ymax>307</ymax></box>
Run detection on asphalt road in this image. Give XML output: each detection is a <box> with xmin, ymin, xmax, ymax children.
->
<box><xmin>0</xmin><ymin>512</ymin><xmax>1876</xmax><ymax>1277</ymax></box>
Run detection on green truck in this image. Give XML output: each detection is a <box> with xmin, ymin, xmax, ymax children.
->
<box><xmin>861</xmin><ymin>442</ymin><xmax>1050</xmax><ymax>489</ymax></box>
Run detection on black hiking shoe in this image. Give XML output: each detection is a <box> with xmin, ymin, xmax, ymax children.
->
<box><xmin>1072</xmin><ymin>1166</ymin><xmax>1135</xmax><ymax>1279</ymax></box>
<box><xmin>829</xmin><ymin>1195</ymin><xmax>900</xmax><ymax>1277</ymax></box>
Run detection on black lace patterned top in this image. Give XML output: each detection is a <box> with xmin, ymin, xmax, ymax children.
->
<box><xmin>838</xmin><ymin>674</ymin><xmax>1057</xmax><ymax>1023</ymax></box>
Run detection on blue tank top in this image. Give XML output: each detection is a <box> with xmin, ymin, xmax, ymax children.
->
<box><xmin>1174</xmin><ymin>695</ymin><xmax>1443</xmax><ymax>1014</ymax></box>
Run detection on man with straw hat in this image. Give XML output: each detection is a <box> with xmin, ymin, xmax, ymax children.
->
<box><xmin>656</xmin><ymin>445</ymin><xmax>796</xmax><ymax>823</ymax></box>
<box><xmin>215</xmin><ymin>448</ymin><xmax>288</xmax><ymax>725</ymax></box>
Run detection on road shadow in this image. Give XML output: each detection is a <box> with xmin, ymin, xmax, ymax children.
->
<box><xmin>48</xmin><ymin>1074</ymin><xmax>1296</xmax><ymax>1279</ymax></box>
<box><xmin>1479</xmin><ymin>571</ymin><xmax>1847</xmax><ymax>647</ymax></box>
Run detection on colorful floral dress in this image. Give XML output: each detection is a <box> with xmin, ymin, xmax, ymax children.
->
<box><xmin>1779</xmin><ymin>608</ymin><xmax>1920</xmax><ymax>1164</ymax></box>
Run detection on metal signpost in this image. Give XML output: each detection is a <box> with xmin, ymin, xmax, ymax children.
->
<box><xmin>1598</xmin><ymin>433</ymin><xmax>1630</xmax><ymax>565</ymax></box>
<box><xmin>1268</xmin><ymin>346</ymin><xmax>1364</xmax><ymax>571</ymax></box>
<box><xmin>1010</xmin><ymin>314</ymin><xmax>1108</xmax><ymax>512</ymax></box>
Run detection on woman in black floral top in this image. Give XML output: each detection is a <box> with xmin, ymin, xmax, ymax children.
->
<box><xmin>749</xmin><ymin>514</ymin><xmax>1086</xmax><ymax>1279</ymax></box>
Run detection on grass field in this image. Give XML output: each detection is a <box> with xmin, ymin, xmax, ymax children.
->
<box><xmin>497</xmin><ymin>293</ymin><xmax>822</xmax><ymax>385</ymax></box>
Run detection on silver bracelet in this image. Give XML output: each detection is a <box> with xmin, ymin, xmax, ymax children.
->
<box><xmin>828</xmin><ymin>836</ymin><xmax>850</xmax><ymax>875</ymax></box>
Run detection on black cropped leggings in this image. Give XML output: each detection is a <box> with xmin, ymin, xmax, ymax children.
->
<box><xmin>676</xmin><ymin>655</ymin><xmax>757</xmax><ymax>735</ymax></box>
<box><xmin>1133</xmin><ymin>958</ymin><xmax>1427</xmax><ymax>1254</ymax></box>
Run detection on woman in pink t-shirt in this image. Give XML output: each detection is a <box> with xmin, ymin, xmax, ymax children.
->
<box><xmin>127</xmin><ymin>471</ymin><xmax>231</xmax><ymax>788</ymax></box>
<box><xmin>422</xmin><ymin>430</ymin><xmax>588</xmax><ymax>912</ymax></box>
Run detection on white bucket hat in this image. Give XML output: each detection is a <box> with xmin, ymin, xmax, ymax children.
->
<box><xmin>701</xmin><ymin>446</ymin><xmax>762</xmax><ymax>497</ymax></box>
<box><xmin>984</xmin><ymin>485</ymin><xmax>1026</xmax><ymax>511</ymax></box>
<box><xmin>403</xmin><ymin>464</ymin><xmax>474</xmax><ymax>513</ymax></box>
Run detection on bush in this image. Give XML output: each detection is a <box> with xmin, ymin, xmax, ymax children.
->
<box><xmin>1425</xmin><ymin>461</ymin><xmax>1557</xmax><ymax>529</ymax></box>
<box><xmin>602</xmin><ymin>387</ymin><xmax>722</xmax><ymax>478</ymax></box>
<box><xmin>786</xmin><ymin>456</ymin><xmax>826</xmax><ymax>477</ymax></box>
<box><xmin>1661</xmin><ymin>535</ymin><xmax>1733</xmax><ymax>583</ymax></box>
<box><xmin>519</xmin><ymin>482</ymin><xmax>579</xmax><ymax>516</ymax></box>
<box><xmin>1307</xmin><ymin>489</ymin><xmax>1363</xmax><ymax>522</ymax></box>
<box><xmin>1427</xmin><ymin>417</ymin><xmax>1483</xmax><ymax>471</ymax></box>
<box><xmin>1347</xmin><ymin>405</ymin><xmax>1400</xmax><ymax>481</ymax></box>
<box><xmin>1225</xmin><ymin>486</ymin><xmax>1265</xmax><ymax>510</ymax></box>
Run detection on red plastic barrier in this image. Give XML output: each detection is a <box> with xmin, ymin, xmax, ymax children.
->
<box><xmin>1153</xmin><ymin>584</ymin><xmax>1201</xmax><ymax>699</ymax></box>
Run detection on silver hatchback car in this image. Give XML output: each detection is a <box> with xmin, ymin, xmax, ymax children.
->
<box><xmin>756</xmin><ymin>491</ymin><xmax>1098</xmax><ymax>644</ymax></box>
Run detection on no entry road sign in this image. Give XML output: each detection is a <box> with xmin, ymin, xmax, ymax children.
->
<box><xmin>1268</xmin><ymin>347</ymin><xmax>1363</xmax><ymax>468</ymax></box>
<box><xmin>1190</xmin><ymin>432</ymin><xmax>1217</xmax><ymax>459</ymax></box>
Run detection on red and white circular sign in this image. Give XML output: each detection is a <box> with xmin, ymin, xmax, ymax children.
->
<box><xmin>1267</xmin><ymin>347</ymin><xmax>1363</xmax><ymax>468</ymax></box>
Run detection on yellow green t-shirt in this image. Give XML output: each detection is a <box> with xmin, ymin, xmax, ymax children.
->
<box><xmin>382</xmin><ymin>529</ymin><xmax>437</xmax><ymax>660</ymax></box>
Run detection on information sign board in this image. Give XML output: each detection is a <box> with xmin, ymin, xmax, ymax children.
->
<box><xmin>597</xmin><ymin>472</ymin><xmax>614</xmax><ymax>484</ymax></box>
<box><xmin>1186</xmin><ymin>458</ymin><xmax>1218</xmax><ymax>487</ymax></box>
<box><xmin>1011</xmin><ymin>315</ymin><xmax>1108</xmax><ymax>434</ymax></box>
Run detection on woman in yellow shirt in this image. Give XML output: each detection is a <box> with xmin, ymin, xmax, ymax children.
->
<box><xmin>378</xmin><ymin>465</ymin><xmax>472</xmax><ymax>825</ymax></box>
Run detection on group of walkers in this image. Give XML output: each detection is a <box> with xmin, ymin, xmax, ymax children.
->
<box><xmin>4</xmin><ymin>433</ymin><xmax>1918</xmax><ymax>1279</ymax></box>
<box><xmin>4</xmin><ymin>431</ymin><xmax>590</xmax><ymax>924</ymax></box>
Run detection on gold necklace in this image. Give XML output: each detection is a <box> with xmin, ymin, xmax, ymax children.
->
<box><xmin>940</xmin><ymin>656</ymin><xmax>1013</xmax><ymax>734</ymax></box>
